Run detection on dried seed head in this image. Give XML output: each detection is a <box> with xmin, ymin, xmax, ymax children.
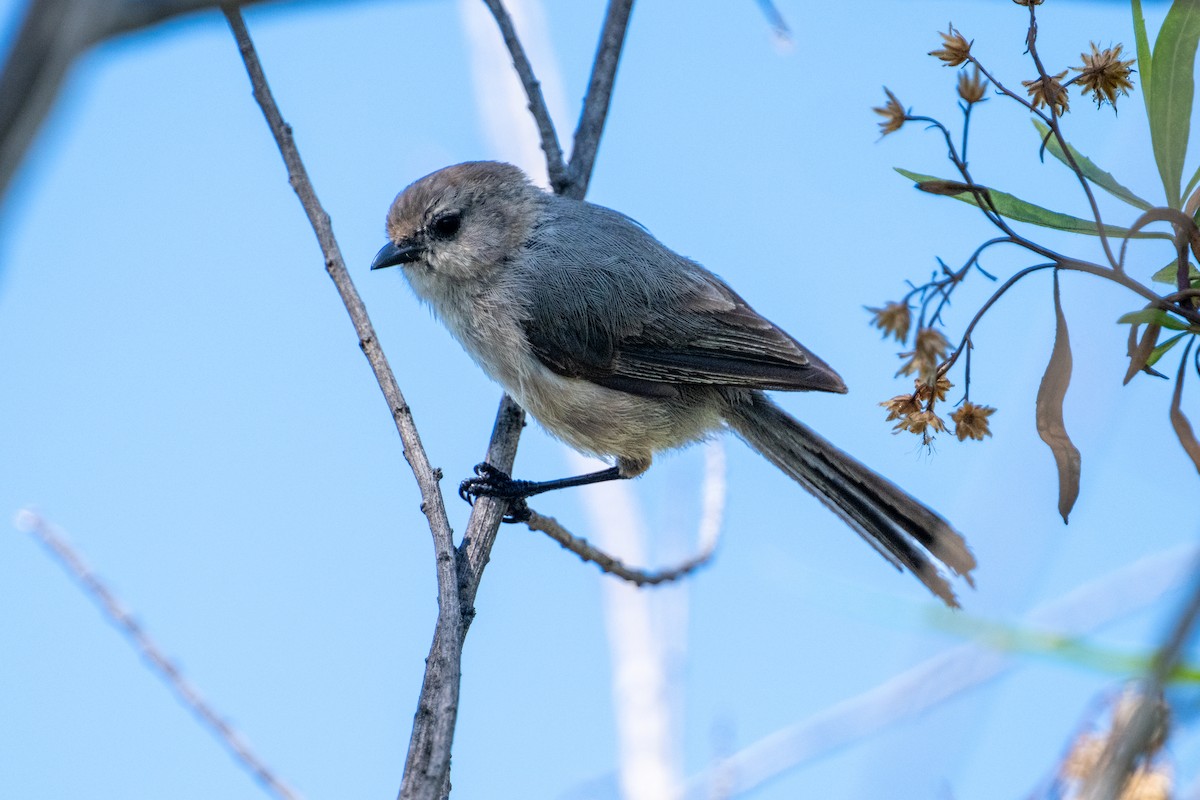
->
<box><xmin>897</xmin><ymin>328</ymin><xmax>952</xmax><ymax>380</ymax></box>
<box><xmin>930</xmin><ymin>25</ymin><xmax>972</xmax><ymax>67</ymax></box>
<box><xmin>916</xmin><ymin>375</ymin><xmax>953</xmax><ymax>403</ymax></box>
<box><xmin>894</xmin><ymin>409</ymin><xmax>947</xmax><ymax>436</ymax></box>
<box><xmin>880</xmin><ymin>393</ymin><xmax>922</xmax><ymax>422</ymax></box>
<box><xmin>951</xmin><ymin>401</ymin><xmax>996</xmax><ymax>441</ymax></box>
<box><xmin>1013</xmin><ymin>0</ymin><xmax>1044</xmax><ymax>6</ymax></box>
<box><xmin>868</xmin><ymin>302</ymin><xmax>911</xmax><ymax>343</ymax></box>
<box><xmin>1074</xmin><ymin>42</ymin><xmax>1135</xmax><ymax>107</ymax></box>
<box><xmin>1023</xmin><ymin>70</ymin><xmax>1070</xmax><ymax>114</ymax></box>
<box><xmin>957</xmin><ymin>66</ymin><xmax>988</xmax><ymax>104</ymax></box>
<box><xmin>873</xmin><ymin>88</ymin><xmax>907</xmax><ymax>136</ymax></box>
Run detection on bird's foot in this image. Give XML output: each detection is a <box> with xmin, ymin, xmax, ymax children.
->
<box><xmin>458</xmin><ymin>462</ymin><xmax>532</xmax><ymax>523</ymax></box>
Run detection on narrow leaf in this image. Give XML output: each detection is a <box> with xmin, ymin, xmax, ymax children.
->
<box><xmin>1184</xmin><ymin>162</ymin><xmax>1200</xmax><ymax>203</ymax></box>
<box><xmin>1124</xmin><ymin>323</ymin><xmax>1162</xmax><ymax>384</ymax></box>
<box><xmin>1151</xmin><ymin>259</ymin><xmax>1200</xmax><ymax>284</ymax></box>
<box><xmin>1117</xmin><ymin>308</ymin><xmax>1194</xmax><ymax>331</ymax></box>
<box><xmin>1170</xmin><ymin>342</ymin><xmax>1200</xmax><ymax>476</ymax></box>
<box><xmin>895</xmin><ymin>169</ymin><xmax>1169</xmax><ymax>240</ymax></box>
<box><xmin>1132</xmin><ymin>0</ymin><xmax>1154</xmax><ymax>120</ymax></box>
<box><xmin>1149</xmin><ymin>0</ymin><xmax>1200</xmax><ymax>208</ymax></box>
<box><xmin>1148</xmin><ymin>332</ymin><xmax>1188</xmax><ymax>367</ymax></box>
<box><xmin>1037</xmin><ymin>275</ymin><xmax>1082</xmax><ymax>523</ymax></box>
<box><xmin>1031</xmin><ymin>120</ymin><xmax>1153</xmax><ymax>210</ymax></box>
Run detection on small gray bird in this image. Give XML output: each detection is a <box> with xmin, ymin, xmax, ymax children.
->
<box><xmin>372</xmin><ymin>161</ymin><xmax>974</xmax><ymax>606</ymax></box>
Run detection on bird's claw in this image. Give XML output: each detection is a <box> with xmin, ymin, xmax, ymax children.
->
<box><xmin>458</xmin><ymin>462</ymin><xmax>533</xmax><ymax>524</ymax></box>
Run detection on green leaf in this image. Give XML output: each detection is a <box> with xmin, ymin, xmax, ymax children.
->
<box><xmin>1132</xmin><ymin>0</ymin><xmax>1154</xmax><ymax>120</ymax></box>
<box><xmin>1151</xmin><ymin>259</ymin><xmax>1200</xmax><ymax>284</ymax></box>
<box><xmin>1117</xmin><ymin>308</ymin><xmax>1193</xmax><ymax>331</ymax></box>
<box><xmin>1184</xmin><ymin>163</ymin><xmax>1200</xmax><ymax>202</ymax></box>
<box><xmin>895</xmin><ymin>168</ymin><xmax>1169</xmax><ymax>239</ymax></box>
<box><xmin>1149</xmin><ymin>0</ymin><xmax>1200</xmax><ymax>208</ymax></box>
<box><xmin>1031</xmin><ymin>120</ymin><xmax>1153</xmax><ymax>210</ymax></box>
<box><xmin>932</xmin><ymin>610</ymin><xmax>1200</xmax><ymax>682</ymax></box>
<box><xmin>1147</xmin><ymin>332</ymin><xmax>1188</xmax><ymax>366</ymax></box>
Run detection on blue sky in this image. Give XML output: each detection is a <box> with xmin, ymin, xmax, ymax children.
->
<box><xmin>2</xmin><ymin>1</ymin><xmax>1198</xmax><ymax>798</ymax></box>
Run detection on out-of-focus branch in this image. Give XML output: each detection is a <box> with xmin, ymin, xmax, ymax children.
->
<box><xmin>220</xmin><ymin>12</ymin><xmax>462</xmax><ymax>800</ymax></box>
<box><xmin>525</xmin><ymin>509</ymin><xmax>717</xmax><ymax>587</ymax></box>
<box><xmin>753</xmin><ymin>0</ymin><xmax>791</xmax><ymax>44</ymax></box>
<box><xmin>15</xmin><ymin>510</ymin><xmax>303</xmax><ymax>800</ymax></box>
<box><xmin>1080</xmin><ymin>552</ymin><xmax>1200</xmax><ymax>800</ymax></box>
<box><xmin>0</xmin><ymin>0</ymin><xmax>268</xmax><ymax>205</ymax></box>
<box><xmin>479</xmin><ymin>0</ymin><xmax>567</xmax><ymax>192</ymax></box>
<box><xmin>683</xmin><ymin>542</ymin><xmax>1200</xmax><ymax>799</ymax></box>
<box><xmin>563</xmin><ymin>0</ymin><xmax>635</xmax><ymax>200</ymax></box>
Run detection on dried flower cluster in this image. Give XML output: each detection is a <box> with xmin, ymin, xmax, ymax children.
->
<box><xmin>930</xmin><ymin>25</ymin><xmax>971</xmax><ymax>67</ymax></box>
<box><xmin>957</xmin><ymin>67</ymin><xmax>988</xmax><ymax>104</ymax></box>
<box><xmin>1058</xmin><ymin>689</ymin><xmax>1172</xmax><ymax>800</ymax></box>
<box><xmin>868</xmin><ymin>302</ymin><xmax>911</xmax><ymax>343</ymax></box>
<box><xmin>1074</xmin><ymin>42</ymin><xmax>1135</xmax><ymax>107</ymax></box>
<box><xmin>950</xmin><ymin>402</ymin><xmax>996</xmax><ymax>441</ymax></box>
<box><xmin>881</xmin><ymin>373</ymin><xmax>994</xmax><ymax>446</ymax></box>
<box><xmin>896</xmin><ymin>328</ymin><xmax>951</xmax><ymax>380</ymax></box>
<box><xmin>873</xmin><ymin>88</ymin><xmax>907</xmax><ymax>136</ymax></box>
<box><xmin>1023</xmin><ymin>70</ymin><xmax>1070</xmax><ymax>115</ymax></box>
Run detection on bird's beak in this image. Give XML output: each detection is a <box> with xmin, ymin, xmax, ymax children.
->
<box><xmin>370</xmin><ymin>240</ymin><xmax>424</xmax><ymax>270</ymax></box>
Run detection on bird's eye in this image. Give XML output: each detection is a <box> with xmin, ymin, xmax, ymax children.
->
<box><xmin>429</xmin><ymin>212</ymin><xmax>462</xmax><ymax>239</ymax></box>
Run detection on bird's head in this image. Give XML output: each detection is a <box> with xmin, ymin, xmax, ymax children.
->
<box><xmin>371</xmin><ymin>161</ymin><xmax>541</xmax><ymax>290</ymax></box>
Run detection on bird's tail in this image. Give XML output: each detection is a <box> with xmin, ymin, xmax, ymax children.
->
<box><xmin>724</xmin><ymin>392</ymin><xmax>975</xmax><ymax>607</ymax></box>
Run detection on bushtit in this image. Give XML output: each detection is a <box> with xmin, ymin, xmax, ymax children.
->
<box><xmin>372</xmin><ymin>161</ymin><xmax>974</xmax><ymax>606</ymax></box>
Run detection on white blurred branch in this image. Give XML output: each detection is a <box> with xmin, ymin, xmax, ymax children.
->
<box><xmin>469</xmin><ymin>0</ymin><xmax>567</xmax><ymax>189</ymax></box>
<box><xmin>684</xmin><ymin>542</ymin><xmax>1200</xmax><ymax>799</ymax></box>
<box><xmin>571</xmin><ymin>442</ymin><xmax>727</xmax><ymax>800</ymax></box>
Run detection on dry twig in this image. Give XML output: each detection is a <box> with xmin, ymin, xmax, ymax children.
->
<box><xmin>525</xmin><ymin>510</ymin><xmax>717</xmax><ymax>587</ymax></box>
<box><xmin>220</xmin><ymin>11</ymin><xmax>462</xmax><ymax>800</ymax></box>
<box><xmin>15</xmin><ymin>510</ymin><xmax>303</xmax><ymax>800</ymax></box>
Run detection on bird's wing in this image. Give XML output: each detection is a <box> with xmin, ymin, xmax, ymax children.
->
<box><xmin>518</xmin><ymin>228</ymin><xmax>846</xmax><ymax>399</ymax></box>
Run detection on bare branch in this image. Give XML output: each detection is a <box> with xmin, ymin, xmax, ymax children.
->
<box><xmin>563</xmin><ymin>0</ymin><xmax>635</xmax><ymax>200</ymax></box>
<box><xmin>479</xmin><ymin>0</ymin><xmax>568</xmax><ymax>191</ymax></box>
<box><xmin>220</xmin><ymin>12</ymin><xmax>462</xmax><ymax>800</ymax></box>
<box><xmin>457</xmin><ymin>394</ymin><xmax>526</xmax><ymax>606</ymax></box>
<box><xmin>525</xmin><ymin>509</ymin><xmax>717</xmax><ymax>587</ymax></box>
<box><xmin>15</xmin><ymin>510</ymin><xmax>303</xmax><ymax>800</ymax></box>
<box><xmin>753</xmin><ymin>0</ymin><xmax>791</xmax><ymax>44</ymax></box>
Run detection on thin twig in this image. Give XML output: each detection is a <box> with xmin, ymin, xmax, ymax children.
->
<box><xmin>14</xmin><ymin>510</ymin><xmax>303</xmax><ymax>800</ymax></box>
<box><xmin>457</xmin><ymin>394</ymin><xmax>526</xmax><ymax>607</ymax></box>
<box><xmin>479</xmin><ymin>0</ymin><xmax>568</xmax><ymax>192</ymax></box>
<box><xmin>525</xmin><ymin>510</ymin><xmax>717</xmax><ymax>587</ymax></box>
<box><xmin>564</xmin><ymin>0</ymin><xmax>635</xmax><ymax>200</ymax></box>
<box><xmin>219</xmin><ymin>11</ymin><xmax>463</xmax><ymax>800</ymax></box>
<box><xmin>937</xmin><ymin>263</ymin><xmax>1058</xmax><ymax>376</ymax></box>
<box><xmin>1019</xmin><ymin>4</ymin><xmax>1119</xmax><ymax>269</ymax></box>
